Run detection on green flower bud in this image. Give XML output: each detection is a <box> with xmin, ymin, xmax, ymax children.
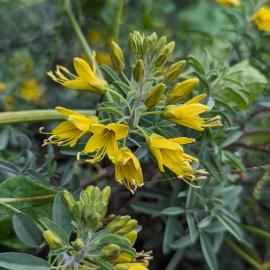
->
<box><xmin>107</xmin><ymin>215</ymin><xmax>131</xmax><ymax>233</ymax></box>
<box><xmin>167</xmin><ymin>78</ymin><xmax>199</xmax><ymax>103</ymax></box>
<box><xmin>155</xmin><ymin>55</ymin><xmax>167</xmax><ymax>67</ymax></box>
<box><xmin>43</xmin><ymin>230</ymin><xmax>62</xmax><ymax>250</ymax></box>
<box><xmin>101</xmin><ymin>186</ymin><xmax>111</xmax><ymax>205</ymax></box>
<box><xmin>128</xmin><ymin>33</ymin><xmax>137</xmax><ymax>54</ymax></box>
<box><xmin>161</xmin><ymin>41</ymin><xmax>175</xmax><ymax>55</ymax></box>
<box><xmin>111</xmin><ymin>40</ymin><xmax>125</xmax><ymax>73</ymax></box>
<box><xmin>71</xmin><ymin>237</ymin><xmax>84</xmax><ymax>251</ymax></box>
<box><xmin>114</xmin><ymin>265</ymin><xmax>129</xmax><ymax>270</ymax></box>
<box><xmin>133</xmin><ymin>59</ymin><xmax>144</xmax><ymax>82</ymax></box>
<box><xmin>101</xmin><ymin>244</ymin><xmax>121</xmax><ymax>260</ymax></box>
<box><xmin>145</xmin><ymin>83</ymin><xmax>166</xmax><ymax>108</ymax></box>
<box><xmin>156</xmin><ymin>36</ymin><xmax>167</xmax><ymax>51</ymax></box>
<box><xmin>62</xmin><ymin>190</ymin><xmax>75</xmax><ymax>213</ymax></box>
<box><xmin>116</xmin><ymin>219</ymin><xmax>138</xmax><ymax>235</ymax></box>
<box><xmin>164</xmin><ymin>60</ymin><xmax>186</xmax><ymax>82</ymax></box>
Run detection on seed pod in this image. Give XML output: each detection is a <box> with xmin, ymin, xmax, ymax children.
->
<box><xmin>128</xmin><ymin>33</ymin><xmax>137</xmax><ymax>54</ymax></box>
<box><xmin>164</xmin><ymin>60</ymin><xmax>186</xmax><ymax>82</ymax></box>
<box><xmin>133</xmin><ymin>59</ymin><xmax>144</xmax><ymax>82</ymax></box>
<box><xmin>101</xmin><ymin>244</ymin><xmax>121</xmax><ymax>260</ymax></box>
<box><xmin>167</xmin><ymin>78</ymin><xmax>199</xmax><ymax>103</ymax></box>
<box><xmin>145</xmin><ymin>83</ymin><xmax>166</xmax><ymax>108</ymax></box>
<box><xmin>161</xmin><ymin>41</ymin><xmax>175</xmax><ymax>55</ymax></box>
<box><xmin>107</xmin><ymin>215</ymin><xmax>131</xmax><ymax>233</ymax></box>
<box><xmin>43</xmin><ymin>230</ymin><xmax>62</xmax><ymax>250</ymax></box>
<box><xmin>111</xmin><ymin>40</ymin><xmax>125</xmax><ymax>72</ymax></box>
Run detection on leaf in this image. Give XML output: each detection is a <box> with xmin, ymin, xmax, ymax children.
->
<box><xmin>131</xmin><ymin>201</ymin><xmax>161</xmax><ymax>215</ymax></box>
<box><xmin>171</xmin><ymin>234</ymin><xmax>193</xmax><ymax>250</ymax></box>
<box><xmin>165</xmin><ymin>250</ymin><xmax>184</xmax><ymax>270</ymax></box>
<box><xmin>0</xmin><ymin>160</ymin><xmax>19</xmax><ymax>178</ymax></box>
<box><xmin>0</xmin><ymin>176</ymin><xmax>56</xmax><ymax>242</ymax></box>
<box><xmin>0</xmin><ymin>252</ymin><xmax>49</xmax><ymax>270</ymax></box>
<box><xmin>53</xmin><ymin>192</ymin><xmax>73</xmax><ymax>237</ymax></box>
<box><xmin>187</xmin><ymin>55</ymin><xmax>205</xmax><ymax>74</ymax></box>
<box><xmin>163</xmin><ymin>216</ymin><xmax>177</xmax><ymax>254</ymax></box>
<box><xmin>160</xmin><ymin>207</ymin><xmax>185</xmax><ymax>216</ymax></box>
<box><xmin>187</xmin><ymin>212</ymin><xmax>198</xmax><ymax>243</ymax></box>
<box><xmin>220</xmin><ymin>131</ymin><xmax>242</xmax><ymax>148</ymax></box>
<box><xmin>186</xmin><ymin>186</ymin><xmax>196</xmax><ymax>209</ymax></box>
<box><xmin>13</xmin><ymin>213</ymin><xmax>42</xmax><ymax>247</ymax></box>
<box><xmin>39</xmin><ymin>218</ymin><xmax>69</xmax><ymax>244</ymax></box>
<box><xmin>93</xmin><ymin>258</ymin><xmax>113</xmax><ymax>270</ymax></box>
<box><xmin>200</xmin><ymin>232</ymin><xmax>218</xmax><ymax>270</ymax></box>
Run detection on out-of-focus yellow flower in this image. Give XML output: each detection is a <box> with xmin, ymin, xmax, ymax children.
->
<box><xmin>19</xmin><ymin>79</ymin><xmax>43</xmax><ymax>103</ymax></box>
<box><xmin>147</xmin><ymin>133</ymin><xmax>198</xmax><ymax>181</ymax></box>
<box><xmin>0</xmin><ymin>82</ymin><xmax>6</xmax><ymax>92</ymax></box>
<box><xmin>83</xmin><ymin>123</ymin><xmax>129</xmax><ymax>164</ymax></box>
<box><xmin>114</xmin><ymin>262</ymin><xmax>149</xmax><ymax>270</ymax></box>
<box><xmin>48</xmin><ymin>57</ymin><xmax>107</xmax><ymax>94</ymax></box>
<box><xmin>5</xmin><ymin>95</ymin><xmax>16</xmax><ymax>110</ymax></box>
<box><xmin>115</xmin><ymin>148</ymin><xmax>144</xmax><ymax>193</ymax></box>
<box><xmin>88</xmin><ymin>30</ymin><xmax>102</xmax><ymax>44</ymax></box>
<box><xmin>42</xmin><ymin>107</ymin><xmax>98</xmax><ymax>147</ymax></box>
<box><xmin>216</xmin><ymin>0</ymin><xmax>240</xmax><ymax>6</ymax></box>
<box><xmin>96</xmin><ymin>52</ymin><xmax>112</xmax><ymax>66</ymax></box>
<box><xmin>252</xmin><ymin>7</ymin><xmax>270</xmax><ymax>32</ymax></box>
<box><xmin>164</xmin><ymin>94</ymin><xmax>222</xmax><ymax>131</ymax></box>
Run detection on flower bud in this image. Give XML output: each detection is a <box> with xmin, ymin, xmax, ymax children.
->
<box><xmin>62</xmin><ymin>190</ymin><xmax>75</xmax><ymax>213</ymax></box>
<box><xmin>133</xmin><ymin>60</ymin><xmax>144</xmax><ymax>82</ymax></box>
<box><xmin>154</xmin><ymin>55</ymin><xmax>167</xmax><ymax>67</ymax></box>
<box><xmin>156</xmin><ymin>36</ymin><xmax>167</xmax><ymax>51</ymax></box>
<box><xmin>128</xmin><ymin>33</ymin><xmax>137</xmax><ymax>54</ymax></box>
<box><xmin>43</xmin><ymin>230</ymin><xmax>62</xmax><ymax>250</ymax></box>
<box><xmin>111</xmin><ymin>41</ymin><xmax>125</xmax><ymax>73</ymax></box>
<box><xmin>125</xmin><ymin>230</ymin><xmax>138</xmax><ymax>245</ymax></box>
<box><xmin>101</xmin><ymin>186</ymin><xmax>111</xmax><ymax>205</ymax></box>
<box><xmin>144</xmin><ymin>83</ymin><xmax>166</xmax><ymax>108</ymax></box>
<box><xmin>161</xmin><ymin>41</ymin><xmax>175</xmax><ymax>55</ymax></box>
<box><xmin>101</xmin><ymin>244</ymin><xmax>121</xmax><ymax>260</ymax></box>
<box><xmin>116</xmin><ymin>219</ymin><xmax>138</xmax><ymax>235</ymax></box>
<box><xmin>71</xmin><ymin>237</ymin><xmax>84</xmax><ymax>251</ymax></box>
<box><xmin>164</xmin><ymin>60</ymin><xmax>186</xmax><ymax>82</ymax></box>
<box><xmin>107</xmin><ymin>215</ymin><xmax>131</xmax><ymax>233</ymax></box>
<box><xmin>167</xmin><ymin>78</ymin><xmax>199</xmax><ymax>103</ymax></box>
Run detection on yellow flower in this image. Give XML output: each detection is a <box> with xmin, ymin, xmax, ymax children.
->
<box><xmin>252</xmin><ymin>7</ymin><xmax>270</xmax><ymax>32</ymax></box>
<box><xmin>115</xmin><ymin>148</ymin><xmax>144</xmax><ymax>193</ymax></box>
<box><xmin>19</xmin><ymin>79</ymin><xmax>43</xmax><ymax>103</ymax></box>
<box><xmin>83</xmin><ymin>123</ymin><xmax>129</xmax><ymax>163</ymax></box>
<box><xmin>0</xmin><ymin>82</ymin><xmax>6</xmax><ymax>92</ymax></box>
<box><xmin>114</xmin><ymin>262</ymin><xmax>149</xmax><ymax>270</ymax></box>
<box><xmin>163</xmin><ymin>94</ymin><xmax>221</xmax><ymax>131</ymax></box>
<box><xmin>147</xmin><ymin>133</ymin><xmax>198</xmax><ymax>181</ymax></box>
<box><xmin>42</xmin><ymin>107</ymin><xmax>98</xmax><ymax>147</ymax></box>
<box><xmin>96</xmin><ymin>52</ymin><xmax>112</xmax><ymax>66</ymax></box>
<box><xmin>47</xmin><ymin>57</ymin><xmax>107</xmax><ymax>94</ymax></box>
<box><xmin>88</xmin><ymin>30</ymin><xmax>102</xmax><ymax>44</ymax></box>
<box><xmin>216</xmin><ymin>0</ymin><xmax>240</xmax><ymax>6</ymax></box>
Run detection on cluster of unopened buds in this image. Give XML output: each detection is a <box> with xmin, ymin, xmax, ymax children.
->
<box><xmin>41</xmin><ymin>31</ymin><xmax>222</xmax><ymax>193</ymax></box>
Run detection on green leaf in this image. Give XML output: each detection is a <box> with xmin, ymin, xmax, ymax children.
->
<box><xmin>200</xmin><ymin>232</ymin><xmax>218</xmax><ymax>270</ymax></box>
<box><xmin>160</xmin><ymin>207</ymin><xmax>185</xmax><ymax>216</ymax></box>
<box><xmin>13</xmin><ymin>213</ymin><xmax>42</xmax><ymax>247</ymax></box>
<box><xmin>171</xmin><ymin>234</ymin><xmax>193</xmax><ymax>250</ymax></box>
<box><xmin>220</xmin><ymin>131</ymin><xmax>242</xmax><ymax>148</ymax></box>
<box><xmin>39</xmin><ymin>218</ymin><xmax>69</xmax><ymax>244</ymax></box>
<box><xmin>0</xmin><ymin>176</ymin><xmax>56</xmax><ymax>242</ymax></box>
<box><xmin>53</xmin><ymin>192</ymin><xmax>73</xmax><ymax>237</ymax></box>
<box><xmin>163</xmin><ymin>216</ymin><xmax>177</xmax><ymax>254</ymax></box>
<box><xmin>131</xmin><ymin>201</ymin><xmax>161</xmax><ymax>215</ymax></box>
<box><xmin>187</xmin><ymin>212</ymin><xmax>198</xmax><ymax>243</ymax></box>
<box><xmin>93</xmin><ymin>258</ymin><xmax>113</xmax><ymax>270</ymax></box>
<box><xmin>0</xmin><ymin>252</ymin><xmax>49</xmax><ymax>270</ymax></box>
<box><xmin>165</xmin><ymin>250</ymin><xmax>184</xmax><ymax>270</ymax></box>
<box><xmin>187</xmin><ymin>55</ymin><xmax>205</xmax><ymax>74</ymax></box>
<box><xmin>186</xmin><ymin>186</ymin><xmax>196</xmax><ymax>209</ymax></box>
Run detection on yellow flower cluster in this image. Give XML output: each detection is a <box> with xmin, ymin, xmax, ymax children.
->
<box><xmin>216</xmin><ymin>0</ymin><xmax>240</xmax><ymax>6</ymax></box>
<box><xmin>19</xmin><ymin>79</ymin><xmax>44</xmax><ymax>103</ymax></box>
<box><xmin>43</xmin><ymin>32</ymin><xmax>221</xmax><ymax>193</ymax></box>
<box><xmin>252</xmin><ymin>6</ymin><xmax>270</xmax><ymax>32</ymax></box>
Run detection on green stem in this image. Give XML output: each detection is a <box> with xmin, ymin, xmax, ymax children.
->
<box><xmin>0</xmin><ymin>110</ymin><xmax>94</xmax><ymax>125</ymax></box>
<box><xmin>241</xmin><ymin>224</ymin><xmax>270</xmax><ymax>240</ymax></box>
<box><xmin>225</xmin><ymin>238</ymin><xmax>263</xmax><ymax>270</ymax></box>
<box><xmin>113</xmin><ymin>0</ymin><xmax>125</xmax><ymax>42</ymax></box>
<box><xmin>63</xmin><ymin>0</ymin><xmax>95</xmax><ymax>66</ymax></box>
<box><xmin>142</xmin><ymin>110</ymin><xmax>163</xmax><ymax>116</ymax></box>
<box><xmin>0</xmin><ymin>194</ymin><xmax>55</xmax><ymax>203</ymax></box>
<box><xmin>0</xmin><ymin>202</ymin><xmax>21</xmax><ymax>213</ymax></box>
